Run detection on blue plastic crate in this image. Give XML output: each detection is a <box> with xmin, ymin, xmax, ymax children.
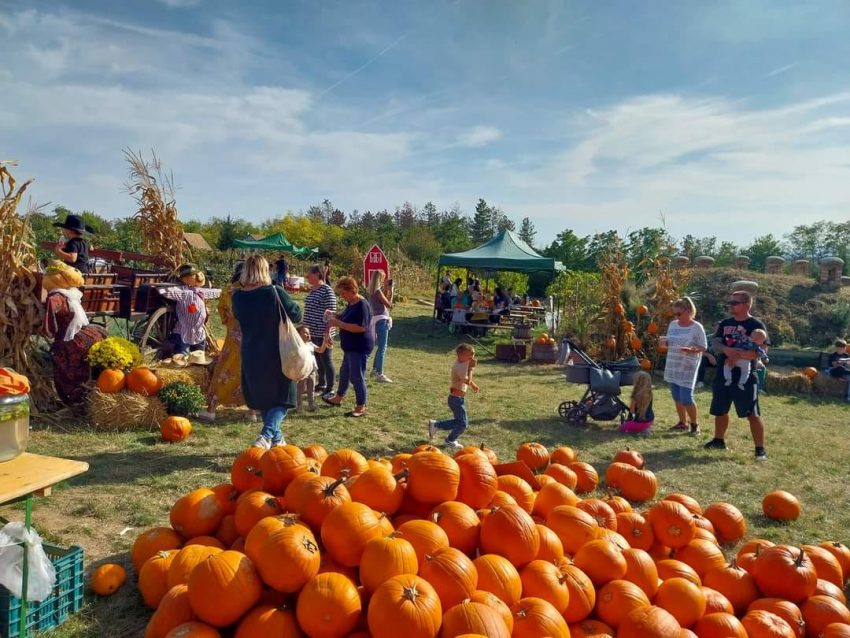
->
<box><xmin>0</xmin><ymin>543</ymin><xmax>84</xmax><ymax>638</ymax></box>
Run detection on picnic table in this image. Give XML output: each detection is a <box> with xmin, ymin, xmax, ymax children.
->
<box><xmin>0</xmin><ymin>453</ymin><xmax>88</xmax><ymax>637</ymax></box>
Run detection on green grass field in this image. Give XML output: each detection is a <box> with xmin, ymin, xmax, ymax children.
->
<box><xmin>3</xmin><ymin>299</ymin><xmax>849</xmax><ymax>637</ymax></box>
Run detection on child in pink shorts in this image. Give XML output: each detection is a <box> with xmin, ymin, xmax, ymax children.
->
<box><xmin>620</xmin><ymin>371</ymin><xmax>654</xmax><ymax>434</ymax></box>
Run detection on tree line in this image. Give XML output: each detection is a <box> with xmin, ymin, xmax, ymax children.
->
<box><xmin>30</xmin><ymin>202</ymin><xmax>849</xmax><ymax>280</ymax></box>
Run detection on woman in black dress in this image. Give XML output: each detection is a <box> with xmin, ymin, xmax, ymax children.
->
<box><xmin>232</xmin><ymin>255</ymin><xmax>302</xmax><ymax>448</ymax></box>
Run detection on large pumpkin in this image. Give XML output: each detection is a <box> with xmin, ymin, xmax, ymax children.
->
<box><xmin>419</xmin><ymin>546</ymin><xmax>478</xmax><ymax>609</ymax></box>
<box><xmin>132</xmin><ymin>527</ymin><xmax>183</xmax><ymax>572</ymax></box>
<box><xmin>430</xmin><ymin>501</ymin><xmax>480</xmax><ymax>555</ymax></box>
<box><xmin>295</xmin><ymin>572</ymin><xmax>361</xmax><ymax>638</ymax></box>
<box><xmin>510</xmin><ymin>597</ymin><xmax>570</xmax><ymax>638</ymax></box>
<box><xmin>406</xmin><ymin>452</ymin><xmax>460</xmax><ymax>504</ymax></box>
<box><xmin>187</xmin><ymin>551</ymin><xmax>262</xmax><ymax>627</ymax></box>
<box><xmin>703</xmin><ymin>502</ymin><xmax>747</xmax><ymax>545</ymax></box>
<box><xmin>97</xmin><ymin>368</ymin><xmax>126</xmax><ymax>393</ymax></box>
<box><xmin>230</xmin><ymin>448</ymin><xmax>266</xmax><ymax>493</ymax></box>
<box><xmin>349</xmin><ymin>466</ymin><xmax>405</xmax><ymax>514</ymax></box>
<box><xmin>127</xmin><ymin>367</ymin><xmax>162</xmax><ymax>395</ymax></box>
<box><xmin>360</xmin><ymin>533</ymin><xmax>419</xmax><ymax>593</ymax></box>
<box><xmin>320</xmin><ymin>501</ymin><xmax>385</xmax><ymax>567</ymax></box>
<box><xmin>91</xmin><ymin>563</ymin><xmax>126</xmax><ymax>596</ymax></box>
<box><xmin>753</xmin><ymin>545</ymin><xmax>818</xmax><ymax>603</ymax></box>
<box><xmin>145</xmin><ymin>584</ymin><xmax>195</xmax><ymax>638</ymax></box>
<box><xmin>442</xmin><ymin>600</ymin><xmax>510</xmax><ymax>638</ymax></box>
<box><xmin>139</xmin><ymin>550</ymin><xmax>179</xmax><ymax>609</ymax></box>
<box><xmin>455</xmin><ymin>454</ymin><xmax>498</xmax><ymax>509</ymax></box>
<box><xmin>256</xmin><ymin>522</ymin><xmax>321</xmax><ymax>593</ymax></box>
<box><xmin>367</xmin><ymin>574</ymin><xmax>442</xmax><ymax>638</ymax></box>
<box><xmin>516</xmin><ymin>442</ymin><xmax>549</xmax><ymax>470</ymax></box>
<box><xmin>321</xmin><ymin>448</ymin><xmax>369</xmax><ymax>479</ymax></box>
<box><xmin>170</xmin><ymin>488</ymin><xmax>224</xmax><ymax>539</ymax></box>
<box><xmin>234</xmin><ymin>604</ymin><xmax>299</xmax><ymax>637</ymax></box>
<box><xmin>396</xmin><ymin>519</ymin><xmax>450</xmax><ymax>566</ymax></box>
<box><xmin>473</xmin><ymin>554</ymin><xmax>522</xmax><ymax>607</ymax></box>
<box><xmin>259</xmin><ymin>444</ymin><xmax>308</xmax><ymax>494</ymax></box>
<box><xmin>762</xmin><ymin>490</ymin><xmax>801</xmax><ymax>521</ymax></box>
<box><xmin>618</xmin><ymin>605</ymin><xmax>681</xmax><ymax>638</ymax></box>
<box><xmin>479</xmin><ymin>505</ymin><xmax>540</xmax><ymax>567</ymax></box>
<box><xmin>160</xmin><ymin>416</ymin><xmax>192</xmax><ymax>443</ymax></box>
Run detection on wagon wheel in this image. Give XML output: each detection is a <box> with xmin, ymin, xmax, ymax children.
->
<box><xmin>508</xmin><ymin>353</ymin><xmax>522</xmax><ymax>364</ymax></box>
<box><xmin>137</xmin><ymin>307</ymin><xmax>175</xmax><ymax>359</ymax></box>
<box><xmin>558</xmin><ymin>400</ymin><xmax>577</xmax><ymax>420</ymax></box>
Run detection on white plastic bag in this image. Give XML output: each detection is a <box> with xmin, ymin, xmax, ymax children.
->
<box><xmin>0</xmin><ymin>522</ymin><xmax>56</xmax><ymax>602</ymax></box>
<box><xmin>274</xmin><ymin>289</ymin><xmax>314</xmax><ymax>382</ymax></box>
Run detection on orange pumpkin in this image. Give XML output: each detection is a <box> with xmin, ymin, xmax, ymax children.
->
<box><xmin>674</xmin><ymin>538</ymin><xmax>727</xmax><ymax>579</ymax></box>
<box><xmin>649</xmin><ymin>500</ymin><xmax>696</xmax><ymax>549</ymax></box>
<box><xmin>703</xmin><ymin>502</ymin><xmax>746</xmax><ymax>545</ymax></box>
<box><xmin>800</xmin><ymin>595</ymin><xmax>850</xmax><ymax>636</ymax></box>
<box><xmin>321</xmin><ymin>501</ymin><xmax>385</xmax><ymax>567</ymax></box>
<box><xmin>519</xmin><ymin>560</ymin><xmax>570</xmax><ymax>614</ymax></box>
<box><xmin>516</xmin><ymin>442</ymin><xmax>549</xmax><ymax>471</ymax></box>
<box><xmin>287</xmin><ymin>474</ymin><xmax>350</xmax><ymax>530</ymax></box>
<box><xmin>663</xmin><ymin>493</ymin><xmax>703</xmax><ymax>515</ymax></box>
<box><xmin>165</xmin><ymin>622</ymin><xmax>221</xmax><ymax>638</ymax></box>
<box><xmin>473</xmin><ymin>554</ymin><xmax>522</xmax><ymax>607</ymax></box>
<box><xmin>762</xmin><ymin>490</ymin><xmax>801</xmax><ymax>521</ymax></box>
<box><xmin>567</xmin><ymin>461</ymin><xmax>598</xmax><ymax>493</ymax></box>
<box><xmin>630</xmin><ymin>337</ymin><xmax>643</xmax><ymax>351</ymax></box>
<box><xmin>692</xmin><ymin>612</ymin><xmax>747</xmax><ymax>637</ymax></box>
<box><xmin>703</xmin><ymin>560</ymin><xmax>760</xmax><ymax>615</ymax></box>
<box><xmin>622</xmin><ymin>548</ymin><xmax>659</xmax><ymax>598</ymax></box>
<box><xmin>741</xmin><ymin>610</ymin><xmax>797</xmax><ymax>638</ymax></box>
<box><xmin>801</xmin><ymin>544</ymin><xmax>845</xmax><ymax>588</ymax></box>
<box><xmin>145</xmin><ymin>584</ymin><xmax>195</xmax><ymax>638</ymax></box>
<box><xmin>543</xmin><ymin>463</ymin><xmax>578</xmax><ymax>490</ymax></box>
<box><xmin>230</xmin><ymin>448</ymin><xmax>266</xmax><ymax>493</ymax></box>
<box><xmin>349</xmin><ymin>466</ymin><xmax>405</xmax><ymax>514</ymax></box>
<box><xmin>618</xmin><ymin>605</ymin><xmax>681</xmax><ymax>638</ymax></box>
<box><xmin>167</xmin><ymin>545</ymin><xmax>222</xmax><ymax>590</ymax></box>
<box><xmin>360</xmin><ymin>533</ymin><xmax>419</xmax><ymax>593</ymax></box>
<box><xmin>639</xmin><ymin>358</ymin><xmax>652</xmax><ymax>370</ymax></box>
<box><xmin>550</xmin><ymin>446</ymin><xmax>578</xmax><ymax>465</ymax></box>
<box><xmin>97</xmin><ymin>368</ymin><xmax>126</xmax><ymax>393</ymax></box>
<box><xmin>547</xmin><ymin>505</ymin><xmax>599</xmax><ymax>555</ymax></box>
<box><xmin>430</xmin><ymin>501</ymin><xmax>480</xmax><ymax>556</ymax></box>
<box><xmin>455</xmin><ymin>454</ymin><xmax>498</xmax><ymax>509</ymax></box>
<box><xmin>233</xmin><ymin>604</ymin><xmax>299</xmax><ymax>637</ymax></box>
<box><xmin>753</xmin><ymin>545</ymin><xmax>818</xmax><ymax>603</ymax></box>
<box><xmin>186</xmin><ymin>551</ymin><xmax>261</xmax><ymax>627</ymax></box>
<box><xmin>295</xmin><ymin>572</ymin><xmax>361</xmax><ymax>638</ymax></box>
<box><xmin>170</xmin><ymin>488</ymin><xmax>224</xmax><ymax>538</ymax></box>
<box><xmin>534</xmin><ymin>524</ymin><xmax>565</xmax><ymax>563</ymax></box>
<box><xmin>636</xmin><ymin>304</ymin><xmax>648</xmax><ymax>315</ymax></box>
<box><xmin>655</xmin><ymin>577</ymin><xmax>706</xmax><ymax>628</ymax></box>
<box><xmin>91</xmin><ymin>563</ymin><xmax>126</xmax><ymax>596</ymax></box>
<box><xmin>819</xmin><ymin>542</ymin><xmax>850</xmax><ymax>578</ymax></box>
<box><xmin>532</xmin><ymin>481</ymin><xmax>580</xmax><ymax>520</ymax></box>
<box><xmin>406</xmin><ymin>452</ymin><xmax>460</xmax><ymax>504</ymax></box>
<box><xmin>479</xmin><ymin>505</ymin><xmax>540</xmax><ymax>568</ymax></box>
<box><xmin>419</xmin><ymin>546</ymin><xmax>478</xmax><ymax>609</ymax></box>
<box><xmin>301</xmin><ymin>443</ymin><xmax>328</xmax><ymax>463</ymax></box>
<box><xmin>127</xmin><ymin>367</ymin><xmax>162</xmax><ymax>395</ymax></box>
<box><xmin>139</xmin><ymin>550</ymin><xmax>178</xmax><ymax>609</ymax></box>
<box><xmin>647</xmin><ymin>321</ymin><xmax>659</xmax><ymax>335</ymax></box>
<box><xmin>132</xmin><ymin>527</ymin><xmax>183</xmax><ymax>572</ymax></box>
<box><xmin>160</xmin><ymin>416</ymin><xmax>192</xmax><ymax>443</ymax></box>
<box><xmin>560</xmin><ymin>563</ymin><xmax>596</xmax><ymax>624</ymax></box>
<box><xmin>803</xmin><ymin>366</ymin><xmax>818</xmax><ymax>379</ymax></box>
<box><xmin>616</xmin><ymin>512</ymin><xmax>654</xmax><ymax>551</ymax></box>
<box><xmin>259</xmin><ymin>444</ymin><xmax>308</xmax><ymax>494</ymax></box>
<box><xmin>572</xmin><ymin>538</ymin><xmax>627</xmax><ymax>587</ymax></box>
<box><xmin>594</xmin><ymin>579</ymin><xmax>650</xmax><ymax>628</ymax></box>
<box><xmin>255</xmin><ymin>522</ymin><xmax>320</xmax><ymax>593</ymax></box>
<box><xmin>233</xmin><ymin>491</ymin><xmax>283</xmax><ymax>538</ymax></box>
<box><xmin>396</xmin><ymin>519</ymin><xmax>450</xmax><ymax>566</ymax></box>
<box><xmin>570</xmin><ymin>619</ymin><xmax>614</xmax><ymax>637</ymax></box>
<box><xmin>510</xmin><ymin>597</ymin><xmax>570</xmax><ymax>638</ymax></box>
<box><xmin>441</xmin><ymin>600</ymin><xmax>510</xmax><ymax>637</ymax></box>
<box><xmin>321</xmin><ymin>448</ymin><xmax>369</xmax><ymax>479</ymax></box>
<box><xmin>367</xmin><ymin>575</ymin><xmax>442</xmax><ymax>638</ymax></box>
<box><xmin>618</xmin><ymin>466</ymin><xmax>658</xmax><ymax>502</ymax></box>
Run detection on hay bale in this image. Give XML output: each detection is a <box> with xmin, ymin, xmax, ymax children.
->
<box><xmin>811</xmin><ymin>372</ymin><xmax>848</xmax><ymax>397</ymax></box>
<box><xmin>153</xmin><ymin>365</ymin><xmax>211</xmax><ymax>393</ymax></box>
<box><xmin>765</xmin><ymin>371</ymin><xmax>812</xmax><ymax>395</ymax></box>
<box><xmin>88</xmin><ymin>389</ymin><xmax>167</xmax><ymax>431</ymax></box>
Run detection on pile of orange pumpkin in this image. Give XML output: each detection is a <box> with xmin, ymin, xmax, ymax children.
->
<box><xmin>97</xmin><ymin>366</ymin><xmax>163</xmax><ymax>395</ymax></box>
<box><xmin>535</xmin><ymin>333</ymin><xmax>557</xmax><ymax>347</ymax></box>
<box><xmin>130</xmin><ymin>441</ymin><xmax>850</xmax><ymax>637</ymax></box>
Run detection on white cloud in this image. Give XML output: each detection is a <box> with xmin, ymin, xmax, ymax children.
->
<box><xmin>458</xmin><ymin>126</ymin><xmax>503</xmax><ymax>148</ymax></box>
<box><xmin>157</xmin><ymin>0</ymin><xmax>202</xmax><ymax>7</ymax></box>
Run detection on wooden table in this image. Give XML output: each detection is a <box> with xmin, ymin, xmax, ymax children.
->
<box><xmin>0</xmin><ymin>453</ymin><xmax>88</xmax><ymax>637</ymax></box>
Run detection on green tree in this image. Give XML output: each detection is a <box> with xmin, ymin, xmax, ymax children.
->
<box><xmin>544</xmin><ymin>229</ymin><xmax>591</xmax><ymax>271</ymax></box>
<box><xmin>400</xmin><ymin>226</ymin><xmax>441</xmax><ymax>263</ymax></box>
<box><xmin>421</xmin><ymin>201</ymin><xmax>439</xmax><ymax>225</ymax></box>
<box><xmin>715</xmin><ymin>241</ymin><xmax>739</xmax><ymax>266</ymax></box>
<box><xmin>216</xmin><ymin>214</ymin><xmax>239</xmax><ymax>251</ymax></box>
<box><xmin>490</xmin><ymin>206</ymin><xmax>515</xmax><ymax>235</ymax></box>
<box><xmin>519</xmin><ymin>217</ymin><xmax>536</xmax><ymax>248</ymax></box>
<box><xmin>625</xmin><ymin>227</ymin><xmax>674</xmax><ymax>282</ymax></box>
<box><xmin>469</xmin><ymin>199</ymin><xmax>493</xmax><ymax>244</ymax></box>
<box><xmin>745</xmin><ymin>234</ymin><xmax>785</xmax><ymax>271</ymax></box>
<box><xmin>586</xmin><ymin>230</ymin><xmax>622</xmax><ymax>268</ymax></box>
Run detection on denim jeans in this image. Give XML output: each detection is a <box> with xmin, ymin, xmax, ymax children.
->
<box><xmin>260</xmin><ymin>406</ymin><xmax>287</xmax><ymax>444</ymax></box>
<box><xmin>372</xmin><ymin>319</ymin><xmax>390</xmax><ymax>375</ymax></box>
<box><xmin>338</xmin><ymin>351</ymin><xmax>368</xmax><ymax>405</ymax></box>
<box><xmin>435</xmin><ymin>394</ymin><xmax>468</xmax><ymax>442</ymax></box>
<box><xmin>312</xmin><ymin>336</ymin><xmax>335</xmax><ymax>391</ymax></box>
<box><xmin>172</xmin><ymin>334</ymin><xmax>205</xmax><ymax>355</ymax></box>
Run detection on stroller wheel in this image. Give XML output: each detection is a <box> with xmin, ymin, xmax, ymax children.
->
<box><xmin>567</xmin><ymin>405</ymin><xmax>588</xmax><ymax>425</ymax></box>
<box><xmin>558</xmin><ymin>400</ymin><xmax>576</xmax><ymax>420</ymax></box>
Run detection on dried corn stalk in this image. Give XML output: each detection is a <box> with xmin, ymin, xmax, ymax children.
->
<box><xmin>599</xmin><ymin>246</ymin><xmax>630</xmax><ymax>361</ymax></box>
<box><xmin>0</xmin><ymin>166</ymin><xmax>59</xmax><ymax>412</ymax></box>
<box><xmin>124</xmin><ymin>149</ymin><xmax>186</xmax><ymax>271</ymax></box>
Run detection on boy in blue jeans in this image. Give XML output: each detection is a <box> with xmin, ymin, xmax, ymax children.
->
<box><xmin>428</xmin><ymin>343</ymin><xmax>480</xmax><ymax>448</ymax></box>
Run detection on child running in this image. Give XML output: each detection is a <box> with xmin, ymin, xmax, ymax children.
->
<box><xmin>428</xmin><ymin>343</ymin><xmax>479</xmax><ymax>448</ymax></box>
<box><xmin>619</xmin><ymin>371</ymin><xmax>654</xmax><ymax>435</ymax></box>
<box><xmin>294</xmin><ymin>325</ymin><xmax>331</xmax><ymax>413</ymax></box>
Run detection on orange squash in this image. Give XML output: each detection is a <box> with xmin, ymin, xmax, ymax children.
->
<box><xmin>126</xmin><ymin>367</ymin><xmax>162</xmax><ymax>395</ymax></box>
<box><xmin>160</xmin><ymin>416</ymin><xmax>192</xmax><ymax>443</ymax></box>
<box><xmin>97</xmin><ymin>368</ymin><xmax>126</xmax><ymax>393</ymax></box>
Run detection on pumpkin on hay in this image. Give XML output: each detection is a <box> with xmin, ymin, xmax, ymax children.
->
<box><xmin>803</xmin><ymin>366</ymin><xmax>818</xmax><ymax>379</ymax></box>
<box><xmin>160</xmin><ymin>416</ymin><xmax>192</xmax><ymax>443</ymax></box>
<box><xmin>97</xmin><ymin>368</ymin><xmax>126</xmax><ymax>393</ymax></box>
<box><xmin>127</xmin><ymin>367</ymin><xmax>162</xmax><ymax>396</ymax></box>
<box><xmin>90</xmin><ymin>563</ymin><xmax>126</xmax><ymax>596</ymax></box>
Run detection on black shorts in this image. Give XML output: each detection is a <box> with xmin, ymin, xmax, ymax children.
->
<box><xmin>709</xmin><ymin>370</ymin><xmax>760</xmax><ymax>418</ymax></box>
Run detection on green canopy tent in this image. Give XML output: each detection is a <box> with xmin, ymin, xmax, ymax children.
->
<box><xmin>435</xmin><ymin>230</ymin><xmax>564</xmax><ymax>331</ymax></box>
<box><xmin>233</xmin><ymin>232</ymin><xmax>317</xmax><ymax>258</ymax></box>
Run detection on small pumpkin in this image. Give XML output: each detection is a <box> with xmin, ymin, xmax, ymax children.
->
<box><xmin>510</xmin><ymin>597</ymin><xmax>570</xmax><ymax>638</ymax></box>
<box><xmin>741</xmin><ymin>610</ymin><xmax>797</xmax><ymax>638</ymax></box>
<box><xmin>618</xmin><ymin>605</ymin><xmax>681</xmax><ymax>638</ymax></box>
<box><xmin>360</xmin><ymin>533</ymin><xmax>419</xmax><ymax>593</ymax></box>
<box><xmin>320</xmin><ymin>501</ymin><xmax>385</xmax><ymax>567</ymax></box>
<box><xmin>161</xmin><ymin>416</ymin><xmax>192</xmax><ymax>443</ymax></box>
<box><xmin>703</xmin><ymin>502</ymin><xmax>747</xmax><ymax>545</ymax></box>
<box><xmin>516</xmin><ymin>442</ymin><xmax>550</xmax><ymax>471</ymax></box>
<box><xmin>234</xmin><ymin>604</ymin><xmax>299</xmax><ymax>637</ymax></box>
<box><xmin>566</xmin><ymin>461</ymin><xmax>598</xmax><ymax>493</ymax></box>
<box><xmin>321</xmin><ymin>448</ymin><xmax>369</xmax><ymax>479</ymax></box>
<box><xmin>367</xmin><ymin>575</ymin><xmax>442</xmax><ymax>638</ymax></box>
<box><xmin>296</xmin><ymin>572</ymin><xmax>362</xmax><ymax>638</ymax></box>
<box><xmin>655</xmin><ymin>577</ymin><xmax>706</xmax><ymax>628</ymax></box>
<box><xmin>230</xmin><ymin>448</ymin><xmax>266</xmax><ymax>493</ymax></box>
<box><xmin>636</xmin><ymin>304</ymin><xmax>648</xmax><ymax>315</ymax></box>
<box><xmin>170</xmin><ymin>488</ymin><xmax>224</xmax><ymax>538</ymax></box>
<box><xmin>762</xmin><ymin>490</ymin><xmax>801</xmax><ymax>521</ymax></box>
<box><xmin>91</xmin><ymin>563</ymin><xmax>126</xmax><ymax>596</ymax></box>
<box><xmin>145</xmin><ymin>584</ymin><xmax>195</xmax><ymax>638</ymax></box>
<box><xmin>647</xmin><ymin>321</ymin><xmax>659</xmax><ymax>335</ymax></box>
<box><xmin>396</xmin><ymin>519</ymin><xmax>450</xmax><ymax>565</ymax></box>
<box><xmin>97</xmin><ymin>368</ymin><xmax>126</xmax><ymax>393</ymax></box>
<box><xmin>572</xmin><ymin>538</ymin><xmax>627</xmax><ymax>587</ymax></box>
<box><xmin>132</xmin><ymin>527</ymin><xmax>183</xmax><ymax>572</ymax></box>
<box><xmin>639</xmin><ymin>358</ymin><xmax>652</xmax><ymax>370</ymax></box>
<box><xmin>127</xmin><ymin>367</ymin><xmax>162</xmax><ymax>395</ymax></box>
<box><xmin>802</xmin><ymin>366</ymin><xmax>818</xmax><ymax>379</ymax></box>
<box><xmin>139</xmin><ymin>550</ymin><xmax>178</xmax><ymax>609</ymax></box>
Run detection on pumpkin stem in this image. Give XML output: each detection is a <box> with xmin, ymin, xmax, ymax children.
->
<box><xmin>323</xmin><ymin>476</ymin><xmax>348</xmax><ymax>496</ymax></box>
<box><xmin>394</xmin><ymin>468</ymin><xmax>409</xmax><ymax>482</ymax></box>
<box><xmin>402</xmin><ymin>585</ymin><xmax>419</xmax><ymax>602</ymax></box>
<box><xmin>795</xmin><ymin>547</ymin><xmax>806</xmax><ymax>566</ymax></box>
<box><xmin>302</xmin><ymin>537</ymin><xmax>319</xmax><ymax>553</ymax></box>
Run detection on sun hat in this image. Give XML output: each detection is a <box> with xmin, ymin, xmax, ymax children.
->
<box><xmin>176</xmin><ymin>263</ymin><xmax>201</xmax><ymax>279</ymax></box>
<box><xmin>53</xmin><ymin>214</ymin><xmax>96</xmax><ymax>234</ymax></box>
<box><xmin>187</xmin><ymin>350</ymin><xmax>214</xmax><ymax>366</ymax></box>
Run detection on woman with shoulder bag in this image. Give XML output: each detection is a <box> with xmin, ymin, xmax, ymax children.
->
<box><xmin>232</xmin><ymin>255</ymin><xmax>303</xmax><ymax>448</ymax></box>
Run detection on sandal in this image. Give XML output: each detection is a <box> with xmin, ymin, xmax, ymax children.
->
<box><xmin>669</xmin><ymin>422</ymin><xmax>688</xmax><ymax>431</ymax></box>
<box><xmin>322</xmin><ymin>395</ymin><xmax>343</xmax><ymax>407</ymax></box>
<box><xmin>347</xmin><ymin>407</ymin><xmax>366</xmax><ymax>418</ymax></box>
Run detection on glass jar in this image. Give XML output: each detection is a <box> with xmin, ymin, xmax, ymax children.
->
<box><xmin>0</xmin><ymin>393</ymin><xmax>29</xmax><ymax>462</ymax></box>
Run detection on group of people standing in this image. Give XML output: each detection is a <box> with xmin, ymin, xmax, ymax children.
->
<box><xmin>206</xmin><ymin>255</ymin><xmax>394</xmax><ymax>448</ymax></box>
<box><xmin>623</xmin><ymin>291</ymin><xmax>769</xmax><ymax>461</ymax></box>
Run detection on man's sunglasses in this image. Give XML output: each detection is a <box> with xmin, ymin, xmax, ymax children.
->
<box><xmin>727</xmin><ymin>300</ymin><xmax>745</xmax><ymax>306</ymax></box>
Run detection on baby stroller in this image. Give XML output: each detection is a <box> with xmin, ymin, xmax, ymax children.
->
<box><xmin>557</xmin><ymin>338</ymin><xmax>640</xmax><ymax>426</ymax></box>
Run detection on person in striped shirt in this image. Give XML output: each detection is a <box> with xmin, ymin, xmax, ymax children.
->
<box><xmin>159</xmin><ymin>263</ymin><xmax>221</xmax><ymax>355</ymax></box>
<box><xmin>304</xmin><ymin>263</ymin><xmax>338</xmax><ymax>399</ymax></box>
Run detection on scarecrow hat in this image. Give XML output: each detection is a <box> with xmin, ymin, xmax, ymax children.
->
<box><xmin>176</xmin><ymin>263</ymin><xmax>201</xmax><ymax>279</ymax></box>
<box><xmin>53</xmin><ymin>214</ymin><xmax>96</xmax><ymax>234</ymax></box>
<box><xmin>187</xmin><ymin>350</ymin><xmax>214</xmax><ymax>366</ymax></box>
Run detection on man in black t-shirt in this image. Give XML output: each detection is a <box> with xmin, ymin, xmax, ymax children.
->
<box><xmin>53</xmin><ymin>214</ymin><xmax>94</xmax><ymax>274</ymax></box>
<box><xmin>705</xmin><ymin>290</ymin><xmax>769</xmax><ymax>461</ymax></box>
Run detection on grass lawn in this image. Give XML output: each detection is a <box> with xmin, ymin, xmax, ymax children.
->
<box><xmin>3</xmin><ymin>299</ymin><xmax>849</xmax><ymax>637</ymax></box>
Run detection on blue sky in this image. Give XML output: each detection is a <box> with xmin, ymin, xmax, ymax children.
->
<box><xmin>2</xmin><ymin>0</ymin><xmax>849</xmax><ymax>247</ymax></box>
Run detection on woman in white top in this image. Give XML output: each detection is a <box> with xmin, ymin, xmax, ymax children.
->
<box><xmin>663</xmin><ymin>297</ymin><xmax>707</xmax><ymax>434</ymax></box>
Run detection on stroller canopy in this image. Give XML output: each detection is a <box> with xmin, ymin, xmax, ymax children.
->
<box><xmin>438</xmin><ymin>230</ymin><xmax>564</xmax><ymax>273</ymax></box>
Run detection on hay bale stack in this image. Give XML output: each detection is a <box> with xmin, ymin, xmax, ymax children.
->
<box><xmin>765</xmin><ymin>371</ymin><xmax>812</xmax><ymax>395</ymax></box>
<box><xmin>88</xmin><ymin>389</ymin><xmax>167</xmax><ymax>431</ymax></box>
<box><xmin>153</xmin><ymin>365</ymin><xmax>211</xmax><ymax>393</ymax></box>
<box><xmin>811</xmin><ymin>372</ymin><xmax>848</xmax><ymax>397</ymax></box>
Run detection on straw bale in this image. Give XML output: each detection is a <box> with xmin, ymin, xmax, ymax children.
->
<box><xmin>153</xmin><ymin>365</ymin><xmax>211</xmax><ymax>392</ymax></box>
<box><xmin>765</xmin><ymin>371</ymin><xmax>812</xmax><ymax>395</ymax></box>
<box><xmin>811</xmin><ymin>372</ymin><xmax>848</xmax><ymax>397</ymax></box>
<box><xmin>88</xmin><ymin>389</ymin><xmax>167</xmax><ymax>432</ymax></box>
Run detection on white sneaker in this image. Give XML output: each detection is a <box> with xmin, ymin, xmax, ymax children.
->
<box><xmin>375</xmin><ymin>374</ymin><xmax>393</xmax><ymax>383</ymax></box>
<box><xmin>428</xmin><ymin>419</ymin><xmax>437</xmax><ymax>440</ymax></box>
<box><xmin>444</xmin><ymin>439</ymin><xmax>463</xmax><ymax>449</ymax></box>
<box><xmin>196</xmin><ymin>410</ymin><xmax>216</xmax><ymax>422</ymax></box>
<box><xmin>271</xmin><ymin>440</ymin><xmax>287</xmax><ymax>448</ymax></box>
<box><xmin>252</xmin><ymin>435</ymin><xmax>271</xmax><ymax>449</ymax></box>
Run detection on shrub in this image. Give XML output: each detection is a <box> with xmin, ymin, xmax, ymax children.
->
<box><xmin>87</xmin><ymin>337</ymin><xmax>143</xmax><ymax>371</ymax></box>
<box><xmin>158</xmin><ymin>382</ymin><xmax>205</xmax><ymax>416</ymax></box>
